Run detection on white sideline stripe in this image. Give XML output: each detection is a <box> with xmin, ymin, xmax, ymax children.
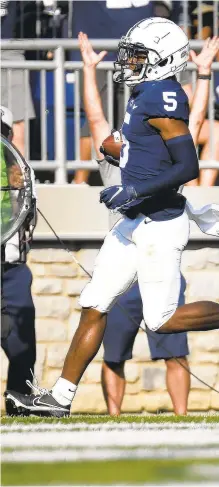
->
<box><xmin>5</xmin><ymin>484</ymin><xmax>219</xmax><ymax>487</ymax></box>
<box><xmin>2</xmin><ymin>422</ymin><xmax>219</xmax><ymax>433</ymax></box>
<box><xmin>2</xmin><ymin>428</ymin><xmax>219</xmax><ymax>448</ymax></box>
<box><xmin>2</xmin><ymin>447</ymin><xmax>219</xmax><ymax>463</ymax></box>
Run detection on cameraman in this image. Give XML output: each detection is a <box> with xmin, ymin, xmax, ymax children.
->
<box><xmin>1</xmin><ymin>107</ymin><xmax>36</xmax><ymax>415</ymax></box>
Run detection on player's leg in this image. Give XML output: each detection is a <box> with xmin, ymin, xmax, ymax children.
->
<box><xmin>61</xmin><ymin>307</ymin><xmax>106</xmax><ymax>385</ymax></box>
<box><xmin>146</xmin><ymin>274</ymin><xmax>190</xmax><ymax>415</ymax></box>
<box><xmin>134</xmin><ymin>211</ymin><xmax>219</xmax><ymax>333</ymax></box>
<box><xmin>61</xmin><ymin>221</ymin><xmax>137</xmax><ymax>386</ymax></box>
<box><xmin>5</xmin><ymin>218</ymin><xmax>138</xmax><ymax>415</ymax></box>
<box><xmin>161</xmin><ymin>302</ymin><xmax>219</xmax><ymax>333</ymax></box>
<box><xmin>102</xmin><ymin>282</ymin><xmax>142</xmax><ymax>415</ymax></box>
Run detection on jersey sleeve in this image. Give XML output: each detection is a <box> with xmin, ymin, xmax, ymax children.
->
<box><xmin>143</xmin><ymin>81</ymin><xmax>189</xmax><ymax>124</ymax></box>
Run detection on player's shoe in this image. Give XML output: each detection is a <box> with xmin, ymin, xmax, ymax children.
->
<box><xmin>4</xmin><ymin>389</ymin><xmax>70</xmax><ymax>418</ymax></box>
<box><xmin>4</xmin><ymin>373</ymin><xmax>70</xmax><ymax>417</ymax></box>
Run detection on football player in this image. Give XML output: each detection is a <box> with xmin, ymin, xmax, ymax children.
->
<box><xmin>80</xmin><ymin>31</ymin><xmax>218</xmax><ymax>417</ymax></box>
<box><xmin>74</xmin><ymin>32</ymin><xmax>218</xmax><ymax>416</ymax></box>
<box><xmin>4</xmin><ymin>19</ymin><xmax>219</xmax><ymax>417</ymax></box>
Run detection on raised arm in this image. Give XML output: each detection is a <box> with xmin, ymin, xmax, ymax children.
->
<box><xmin>189</xmin><ymin>36</ymin><xmax>219</xmax><ymax>145</ymax></box>
<box><xmin>78</xmin><ymin>32</ymin><xmax>110</xmax><ymax>159</ymax></box>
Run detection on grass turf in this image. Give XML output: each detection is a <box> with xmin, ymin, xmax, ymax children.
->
<box><xmin>2</xmin><ymin>414</ymin><xmax>219</xmax><ymax>485</ymax></box>
<box><xmin>2</xmin><ymin>459</ymin><xmax>219</xmax><ymax>485</ymax></box>
<box><xmin>1</xmin><ymin>413</ymin><xmax>219</xmax><ymax>426</ymax></box>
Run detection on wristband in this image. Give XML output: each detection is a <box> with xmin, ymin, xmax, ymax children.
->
<box><xmin>197</xmin><ymin>74</ymin><xmax>211</xmax><ymax>80</ymax></box>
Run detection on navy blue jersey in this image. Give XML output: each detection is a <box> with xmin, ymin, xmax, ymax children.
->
<box><xmin>120</xmin><ymin>77</ymin><xmax>189</xmax><ymax>221</ymax></box>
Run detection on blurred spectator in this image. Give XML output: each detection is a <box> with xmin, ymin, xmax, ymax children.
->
<box><xmin>67</xmin><ymin>0</ymin><xmax>175</xmax><ymax>185</ymax></box>
<box><xmin>188</xmin><ymin>1</ymin><xmax>219</xmax><ymax>185</ymax></box>
<box><xmin>28</xmin><ymin>1</ymin><xmax>86</xmax><ymax>183</ymax></box>
<box><xmin>172</xmin><ymin>1</ymin><xmax>219</xmax><ymax>186</ymax></box>
<box><xmin>178</xmin><ymin>51</ymin><xmax>219</xmax><ymax>185</ymax></box>
<box><xmin>170</xmin><ymin>1</ymin><xmax>192</xmax><ymax>38</ymax></box>
<box><xmin>0</xmin><ymin>0</ymin><xmax>35</xmax><ymax>156</ymax></box>
<box><xmin>191</xmin><ymin>1</ymin><xmax>219</xmax><ymax>39</ymax></box>
<box><xmin>177</xmin><ymin>68</ymin><xmax>219</xmax><ymax>187</ymax></box>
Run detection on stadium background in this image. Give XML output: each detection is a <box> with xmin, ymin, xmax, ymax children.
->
<box><xmin>1</xmin><ymin>0</ymin><xmax>219</xmax><ymax>414</ymax></box>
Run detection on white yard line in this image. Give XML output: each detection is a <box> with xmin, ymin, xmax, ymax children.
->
<box><xmin>2</xmin><ymin>422</ymin><xmax>219</xmax><ymax>433</ymax></box>
<box><xmin>2</xmin><ymin>428</ymin><xmax>219</xmax><ymax>448</ymax></box>
<box><xmin>2</xmin><ymin>447</ymin><xmax>219</xmax><ymax>463</ymax></box>
<box><xmin>2</xmin><ymin>423</ymin><xmax>219</xmax><ymax>465</ymax></box>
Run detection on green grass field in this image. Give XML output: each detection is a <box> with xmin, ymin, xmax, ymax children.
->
<box><xmin>2</xmin><ymin>414</ymin><xmax>219</xmax><ymax>486</ymax></box>
<box><xmin>2</xmin><ymin>413</ymin><xmax>219</xmax><ymax>425</ymax></box>
<box><xmin>2</xmin><ymin>458</ymin><xmax>219</xmax><ymax>485</ymax></box>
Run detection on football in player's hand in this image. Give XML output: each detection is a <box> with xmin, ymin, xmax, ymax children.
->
<box><xmin>101</xmin><ymin>131</ymin><xmax>123</xmax><ymax>160</ymax></box>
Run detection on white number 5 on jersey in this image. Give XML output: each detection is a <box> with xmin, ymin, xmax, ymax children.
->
<box><xmin>120</xmin><ymin>134</ymin><xmax>130</xmax><ymax>168</ymax></box>
<box><xmin>163</xmin><ymin>92</ymin><xmax>177</xmax><ymax>111</ymax></box>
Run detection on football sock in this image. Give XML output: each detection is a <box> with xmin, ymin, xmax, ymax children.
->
<box><xmin>52</xmin><ymin>377</ymin><xmax>77</xmax><ymax>406</ymax></box>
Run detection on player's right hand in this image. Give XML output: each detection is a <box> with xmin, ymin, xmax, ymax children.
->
<box><xmin>100</xmin><ymin>185</ymin><xmax>137</xmax><ymax>210</ymax></box>
<box><xmin>78</xmin><ymin>32</ymin><xmax>107</xmax><ymax>68</ymax></box>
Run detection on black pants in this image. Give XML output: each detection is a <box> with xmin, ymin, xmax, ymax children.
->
<box><xmin>1</xmin><ymin>263</ymin><xmax>36</xmax><ymax>395</ymax></box>
<box><xmin>1</xmin><ymin>280</ymin><xmax>13</xmax><ymax>341</ymax></box>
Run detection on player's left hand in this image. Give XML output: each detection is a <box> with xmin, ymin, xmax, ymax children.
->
<box><xmin>100</xmin><ymin>185</ymin><xmax>137</xmax><ymax>210</ymax></box>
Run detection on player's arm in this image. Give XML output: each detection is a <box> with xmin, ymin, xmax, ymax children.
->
<box><xmin>128</xmin><ymin>118</ymin><xmax>199</xmax><ymax>199</ymax></box>
<box><xmin>189</xmin><ymin>36</ymin><xmax>219</xmax><ymax>145</ymax></box>
<box><xmin>100</xmin><ymin>119</ymin><xmax>199</xmax><ymax>209</ymax></box>
<box><xmin>78</xmin><ymin>32</ymin><xmax>110</xmax><ymax>159</ymax></box>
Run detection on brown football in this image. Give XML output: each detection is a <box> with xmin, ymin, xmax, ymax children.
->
<box><xmin>101</xmin><ymin>131</ymin><xmax>123</xmax><ymax>160</ymax></box>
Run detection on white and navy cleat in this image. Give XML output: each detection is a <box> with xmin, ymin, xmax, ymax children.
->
<box><xmin>4</xmin><ymin>389</ymin><xmax>70</xmax><ymax>418</ymax></box>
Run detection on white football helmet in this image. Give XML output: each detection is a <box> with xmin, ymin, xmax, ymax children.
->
<box><xmin>0</xmin><ymin>105</ymin><xmax>13</xmax><ymax>129</ymax></box>
<box><xmin>1</xmin><ymin>105</ymin><xmax>13</xmax><ymax>140</ymax></box>
<box><xmin>113</xmin><ymin>17</ymin><xmax>189</xmax><ymax>85</ymax></box>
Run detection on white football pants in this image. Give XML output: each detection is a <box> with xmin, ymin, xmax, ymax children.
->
<box><xmin>80</xmin><ymin>211</ymin><xmax>190</xmax><ymax>331</ymax></box>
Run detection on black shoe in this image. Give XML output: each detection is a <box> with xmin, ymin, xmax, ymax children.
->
<box><xmin>6</xmin><ymin>395</ymin><xmax>30</xmax><ymax>417</ymax></box>
<box><xmin>4</xmin><ymin>390</ymin><xmax>70</xmax><ymax>418</ymax></box>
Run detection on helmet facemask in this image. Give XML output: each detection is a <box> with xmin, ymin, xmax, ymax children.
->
<box><xmin>113</xmin><ymin>37</ymin><xmax>162</xmax><ymax>86</ymax></box>
<box><xmin>114</xmin><ymin>40</ymin><xmax>147</xmax><ymax>85</ymax></box>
